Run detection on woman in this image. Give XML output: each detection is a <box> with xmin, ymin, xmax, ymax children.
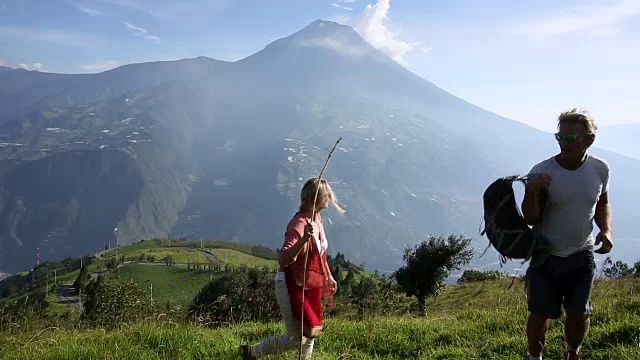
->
<box><xmin>240</xmin><ymin>178</ymin><xmax>344</xmax><ymax>359</ymax></box>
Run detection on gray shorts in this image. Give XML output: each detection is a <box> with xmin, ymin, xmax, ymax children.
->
<box><xmin>526</xmin><ymin>249</ymin><xmax>596</xmax><ymax>320</ymax></box>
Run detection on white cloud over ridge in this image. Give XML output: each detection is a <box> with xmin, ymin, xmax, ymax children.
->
<box><xmin>355</xmin><ymin>0</ymin><xmax>424</xmax><ymax>67</ymax></box>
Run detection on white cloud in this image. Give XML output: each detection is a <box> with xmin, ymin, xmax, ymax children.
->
<box><xmin>331</xmin><ymin>3</ymin><xmax>352</xmax><ymax>11</ymax></box>
<box><xmin>124</xmin><ymin>21</ymin><xmax>161</xmax><ymax>43</ymax></box>
<box><xmin>329</xmin><ymin>14</ymin><xmax>351</xmax><ymax>25</ymax></box>
<box><xmin>341</xmin><ymin>0</ymin><xmax>356</xmax><ymax>2</ymax></box>
<box><xmin>143</xmin><ymin>35</ymin><xmax>161</xmax><ymax>43</ymax></box>
<box><xmin>355</xmin><ymin>0</ymin><xmax>422</xmax><ymax>67</ymax></box>
<box><xmin>0</xmin><ymin>27</ymin><xmax>97</xmax><ymax>47</ymax></box>
<box><xmin>124</xmin><ymin>21</ymin><xmax>148</xmax><ymax>34</ymax></box>
<box><xmin>78</xmin><ymin>60</ymin><xmax>120</xmax><ymax>72</ymax></box>
<box><xmin>32</xmin><ymin>63</ymin><xmax>48</xmax><ymax>72</ymax></box>
<box><xmin>514</xmin><ymin>0</ymin><xmax>640</xmax><ymax>38</ymax></box>
<box><xmin>66</xmin><ymin>0</ymin><xmax>104</xmax><ymax>16</ymax></box>
<box><xmin>19</xmin><ymin>63</ymin><xmax>29</xmax><ymax>70</ymax></box>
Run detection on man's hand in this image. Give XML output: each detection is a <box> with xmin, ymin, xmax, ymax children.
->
<box><xmin>594</xmin><ymin>230</ymin><xmax>613</xmax><ymax>254</ymax></box>
<box><xmin>527</xmin><ymin>173</ymin><xmax>552</xmax><ymax>193</ymax></box>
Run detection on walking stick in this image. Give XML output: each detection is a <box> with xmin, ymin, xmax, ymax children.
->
<box><xmin>298</xmin><ymin>137</ymin><xmax>342</xmax><ymax>360</ymax></box>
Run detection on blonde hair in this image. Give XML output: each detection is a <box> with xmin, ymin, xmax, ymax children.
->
<box><xmin>558</xmin><ymin>108</ymin><xmax>598</xmax><ymax>135</ymax></box>
<box><xmin>299</xmin><ymin>178</ymin><xmax>345</xmax><ymax>215</ymax></box>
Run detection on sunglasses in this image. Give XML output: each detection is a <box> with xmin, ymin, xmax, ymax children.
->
<box><xmin>554</xmin><ymin>133</ymin><xmax>592</xmax><ymax>142</ymax></box>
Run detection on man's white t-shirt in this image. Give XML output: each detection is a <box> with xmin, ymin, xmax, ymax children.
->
<box><xmin>527</xmin><ymin>154</ymin><xmax>610</xmax><ymax>257</ymax></box>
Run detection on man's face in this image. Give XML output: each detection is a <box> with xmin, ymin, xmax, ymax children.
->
<box><xmin>556</xmin><ymin>122</ymin><xmax>593</xmax><ymax>157</ymax></box>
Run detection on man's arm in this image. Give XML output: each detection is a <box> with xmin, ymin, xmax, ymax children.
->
<box><xmin>595</xmin><ymin>191</ymin><xmax>612</xmax><ymax>233</ymax></box>
<box><xmin>522</xmin><ymin>174</ymin><xmax>551</xmax><ymax>225</ymax></box>
<box><xmin>594</xmin><ymin>191</ymin><xmax>613</xmax><ymax>254</ymax></box>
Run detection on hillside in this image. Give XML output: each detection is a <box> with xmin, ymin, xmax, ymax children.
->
<box><xmin>1</xmin><ymin>277</ymin><xmax>638</xmax><ymax>359</ymax></box>
<box><xmin>0</xmin><ymin>239</ymin><xmax>280</xmax><ymax>309</ymax></box>
<box><xmin>2</xmin><ymin>20</ymin><xmax>640</xmax><ymax>275</ymax></box>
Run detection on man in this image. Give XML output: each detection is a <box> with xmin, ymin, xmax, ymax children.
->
<box><xmin>522</xmin><ymin>108</ymin><xmax>613</xmax><ymax>360</ymax></box>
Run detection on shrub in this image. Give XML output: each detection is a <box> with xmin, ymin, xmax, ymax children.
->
<box><xmin>189</xmin><ymin>266</ymin><xmax>278</xmax><ymax>326</ymax></box>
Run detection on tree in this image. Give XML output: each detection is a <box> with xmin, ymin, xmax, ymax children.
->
<box><xmin>342</xmin><ymin>267</ymin><xmax>356</xmax><ymax>295</ymax></box>
<box><xmin>1</xmin><ymin>286</ymin><xmax>16</xmax><ymax>299</ymax></box>
<box><xmin>74</xmin><ymin>265</ymin><xmax>90</xmax><ymax>293</ymax></box>
<box><xmin>350</xmin><ymin>277</ymin><xmax>381</xmax><ymax>318</ymax></box>
<box><xmin>457</xmin><ymin>269</ymin><xmax>507</xmax><ymax>284</ymax></box>
<box><xmin>331</xmin><ymin>265</ymin><xmax>344</xmax><ymax>295</ymax></box>
<box><xmin>82</xmin><ymin>275</ymin><xmax>149</xmax><ymax>328</ymax></box>
<box><xmin>189</xmin><ymin>267</ymin><xmax>278</xmax><ymax>326</ymax></box>
<box><xmin>164</xmin><ymin>256</ymin><xmax>175</xmax><ymax>266</ymax></box>
<box><xmin>394</xmin><ymin>234</ymin><xmax>473</xmax><ymax>314</ymax></box>
<box><xmin>602</xmin><ymin>257</ymin><xmax>634</xmax><ymax>278</ymax></box>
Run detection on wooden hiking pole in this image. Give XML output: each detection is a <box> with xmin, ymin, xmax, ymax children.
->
<box><xmin>299</xmin><ymin>137</ymin><xmax>342</xmax><ymax>360</ymax></box>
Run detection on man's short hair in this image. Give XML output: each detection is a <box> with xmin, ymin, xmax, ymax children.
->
<box><xmin>558</xmin><ymin>108</ymin><xmax>598</xmax><ymax>134</ymax></box>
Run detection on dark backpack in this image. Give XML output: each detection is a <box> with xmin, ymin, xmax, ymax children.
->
<box><xmin>480</xmin><ymin>175</ymin><xmax>546</xmax><ymax>265</ymax></box>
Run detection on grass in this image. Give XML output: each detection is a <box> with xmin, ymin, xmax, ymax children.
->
<box><xmin>119</xmin><ymin>248</ymin><xmax>209</xmax><ymax>264</ymax></box>
<box><xmin>1</xmin><ymin>278</ymin><xmax>638</xmax><ymax>359</ymax></box>
<box><xmin>101</xmin><ymin>239</ymin><xmax>163</xmax><ymax>258</ymax></box>
<box><xmin>114</xmin><ymin>264</ymin><xmax>217</xmax><ymax>306</ymax></box>
<box><xmin>210</xmin><ymin>248</ymin><xmax>278</xmax><ymax>269</ymax></box>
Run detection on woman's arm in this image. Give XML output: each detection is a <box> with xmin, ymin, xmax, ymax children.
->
<box><xmin>321</xmin><ymin>254</ymin><xmax>337</xmax><ymax>293</ymax></box>
<box><xmin>279</xmin><ymin>223</ymin><xmax>313</xmax><ymax>266</ymax></box>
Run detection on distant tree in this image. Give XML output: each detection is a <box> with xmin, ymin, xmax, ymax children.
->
<box><xmin>82</xmin><ymin>275</ymin><xmax>149</xmax><ymax>328</ymax></box>
<box><xmin>1</xmin><ymin>286</ymin><xmax>16</xmax><ymax>299</ymax></box>
<box><xmin>343</xmin><ymin>268</ymin><xmax>356</xmax><ymax>289</ymax></box>
<box><xmin>163</xmin><ymin>255</ymin><xmax>174</xmax><ymax>266</ymax></box>
<box><xmin>74</xmin><ymin>265</ymin><xmax>90</xmax><ymax>293</ymax></box>
<box><xmin>394</xmin><ymin>234</ymin><xmax>473</xmax><ymax>314</ymax></box>
<box><xmin>602</xmin><ymin>257</ymin><xmax>634</xmax><ymax>278</ymax></box>
<box><xmin>190</xmin><ymin>267</ymin><xmax>278</xmax><ymax>326</ymax></box>
<box><xmin>139</xmin><ymin>253</ymin><xmax>146</xmax><ymax>262</ymax></box>
<box><xmin>350</xmin><ymin>277</ymin><xmax>381</xmax><ymax>317</ymax></box>
<box><xmin>330</xmin><ymin>265</ymin><xmax>344</xmax><ymax>295</ymax></box>
<box><xmin>457</xmin><ymin>269</ymin><xmax>508</xmax><ymax>284</ymax></box>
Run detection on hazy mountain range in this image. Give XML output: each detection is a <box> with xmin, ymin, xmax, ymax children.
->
<box><xmin>596</xmin><ymin>123</ymin><xmax>640</xmax><ymax>160</ymax></box>
<box><xmin>1</xmin><ymin>20</ymin><xmax>638</xmax><ymax>274</ymax></box>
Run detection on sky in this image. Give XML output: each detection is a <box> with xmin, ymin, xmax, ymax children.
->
<box><xmin>1</xmin><ymin>0</ymin><xmax>639</xmax><ymax>132</ymax></box>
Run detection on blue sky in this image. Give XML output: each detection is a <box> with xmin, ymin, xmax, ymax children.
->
<box><xmin>1</xmin><ymin>0</ymin><xmax>639</xmax><ymax>132</ymax></box>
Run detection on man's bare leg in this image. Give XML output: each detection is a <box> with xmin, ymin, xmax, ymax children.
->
<box><xmin>528</xmin><ymin>313</ymin><xmax>550</xmax><ymax>357</ymax></box>
<box><xmin>564</xmin><ymin>310</ymin><xmax>590</xmax><ymax>358</ymax></box>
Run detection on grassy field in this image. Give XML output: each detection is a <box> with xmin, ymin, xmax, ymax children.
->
<box><xmin>114</xmin><ymin>264</ymin><xmax>217</xmax><ymax>306</ymax></box>
<box><xmin>118</xmin><ymin>248</ymin><xmax>210</xmax><ymax>264</ymax></box>
<box><xmin>210</xmin><ymin>248</ymin><xmax>278</xmax><ymax>269</ymax></box>
<box><xmin>101</xmin><ymin>239</ymin><xmax>163</xmax><ymax>258</ymax></box>
<box><xmin>1</xmin><ymin>278</ymin><xmax>638</xmax><ymax>359</ymax></box>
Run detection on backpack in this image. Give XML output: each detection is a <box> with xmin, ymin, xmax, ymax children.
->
<box><xmin>480</xmin><ymin>175</ymin><xmax>546</xmax><ymax>265</ymax></box>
